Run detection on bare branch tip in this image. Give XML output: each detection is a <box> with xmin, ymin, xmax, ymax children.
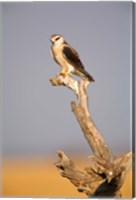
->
<box><xmin>50</xmin><ymin>77</ymin><xmax>57</xmax><ymax>85</ymax></box>
<box><xmin>57</xmin><ymin>150</ymin><xmax>64</xmax><ymax>158</ymax></box>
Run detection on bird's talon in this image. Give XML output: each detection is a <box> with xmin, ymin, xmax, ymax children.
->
<box><xmin>58</xmin><ymin>71</ymin><xmax>70</xmax><ymax>77</ymax></box>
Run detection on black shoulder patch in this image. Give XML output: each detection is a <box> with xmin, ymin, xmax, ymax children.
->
<box><xmin>63</xmin><ymin>46</ymin><xmax>84</xmax><ymax>70</ymax></box>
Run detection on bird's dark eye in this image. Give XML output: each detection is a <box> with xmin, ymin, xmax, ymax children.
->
<box><xmin>55</xmin><ymin>37</ymin><xmax>60</xmax><ymax>41</ymax></box>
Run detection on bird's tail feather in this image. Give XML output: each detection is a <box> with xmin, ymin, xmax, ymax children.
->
<box><xmin>79</xmin><ymin>68</ymin><xmax>95</xmax><ymax>82</ymax></box>
<box><xmin>84</xmin><ymin>70</ymin><xmax>95</xmax><ymax>82</ymax></box>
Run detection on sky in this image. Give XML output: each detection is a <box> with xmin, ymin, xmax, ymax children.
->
<box><xmin>1</xmin><ymin>2</ymin><xmax>133</xmax><ymax>157</ymax></box>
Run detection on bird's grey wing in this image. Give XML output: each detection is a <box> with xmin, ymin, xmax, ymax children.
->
<box><xmin>63</xmin><ymin>45</ymin><xmax>95</xmax><ymax>82</ymax></box>
<box><xmin>62</xmin><ymin>45</ymin><xmax>85</xmax><ymax>70</ymax></box>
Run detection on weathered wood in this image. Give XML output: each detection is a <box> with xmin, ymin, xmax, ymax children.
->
<box><xmin>50</xmin><ymin>75</ymin><xmax>112</xmax><ymax>160</ymax></box>
<box><xmin>50</xmin><ymin>74</ymin><xmax>132</xmax><ymax>197</ymax></box>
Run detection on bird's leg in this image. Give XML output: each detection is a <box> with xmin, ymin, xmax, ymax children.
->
<box><xmin>58</xmin><ymin>70</ymin><xmax>71</xmax><ymax>77</ymax></box>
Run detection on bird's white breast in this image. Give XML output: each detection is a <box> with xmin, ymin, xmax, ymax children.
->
<box><xmin>52</xmin><ymin>44</ymin><xmax>74</xmax><ymax>73</ymax></box>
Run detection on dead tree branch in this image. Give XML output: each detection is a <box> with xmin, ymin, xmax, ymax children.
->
<box><xmin>50</xmin><ymin>75</ymin><xmax>132</xmax><ymax>197</ymax></box>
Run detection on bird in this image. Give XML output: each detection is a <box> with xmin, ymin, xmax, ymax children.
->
<box><xmin>50</xmin><ymin>34</ymin><xmax>95</xmax><ymax>82</ymax></box>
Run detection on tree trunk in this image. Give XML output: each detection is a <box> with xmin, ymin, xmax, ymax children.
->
<box><xmin>50</xmin><ymin>75</ymin><xmax>132</xmax><ymax>198</ymax></box>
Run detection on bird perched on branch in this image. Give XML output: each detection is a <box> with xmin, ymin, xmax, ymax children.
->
<box><xmin>50</xmin><ymin>34</ymin><xmax>95</xmax><ymax>82</ymax></box>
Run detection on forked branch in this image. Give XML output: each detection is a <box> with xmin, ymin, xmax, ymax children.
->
<box><xmin>50</xmin><ymin>75</ymin><xmax>132</xmax><ymax>197</ymax></box>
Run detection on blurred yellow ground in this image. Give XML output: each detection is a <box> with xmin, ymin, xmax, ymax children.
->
<box><xmin>2</xmin><ymin>156</ymin><xmax>132</xmax><ymax>198</ymax></box>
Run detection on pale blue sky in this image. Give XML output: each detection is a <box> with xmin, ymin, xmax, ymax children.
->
<box><xmin>1</xmin><ymin>2</ymin><xmax>132</xmax><ymax>157</ymax></box>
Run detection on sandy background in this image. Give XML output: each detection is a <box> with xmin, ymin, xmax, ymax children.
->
<box><xmin>3</xmin><ymin>156</ymin><xmax>132</xmax><ymax>198</ymax></box>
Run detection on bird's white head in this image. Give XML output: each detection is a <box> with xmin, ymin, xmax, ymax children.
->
<box><xmin>50</xmin><ymin>34</ymin><xmax>65</xmax><ymax>45</ymax></box>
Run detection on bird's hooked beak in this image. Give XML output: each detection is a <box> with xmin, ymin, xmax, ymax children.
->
<box><xmin>50</xmin><ymin>38</ymin><xmax>53</xmax><ymax>44</ymax></box>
